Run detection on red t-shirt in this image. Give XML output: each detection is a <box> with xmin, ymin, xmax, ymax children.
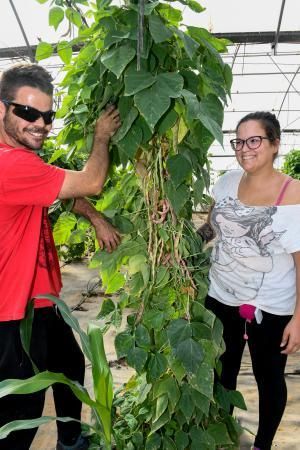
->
<box><xmin>0</xmin><ymin>143</ymin><xmax>66</xmax><ymax>321</ymax></box>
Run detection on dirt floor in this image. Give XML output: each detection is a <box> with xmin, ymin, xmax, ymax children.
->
<box><xmin>31</xmin><ymin>262</ymin><xmax>300</xmax><ymax>450</ymax></box>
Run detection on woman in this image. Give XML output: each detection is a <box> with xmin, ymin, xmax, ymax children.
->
<box><xmin>198</xmin><ymin>112</ymin><xmax>300</xmax><ymax>450</ymax></box>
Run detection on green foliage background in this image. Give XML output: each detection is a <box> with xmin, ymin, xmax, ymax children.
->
<box><xmin>32</xmin><ymin>0</ymin><xmax>246</xmax><ymax>448</ymax></box>
<box><xmin>283</xmin><ymin>149</ymin><xmax>300</xmax><ymax>180</ymax></box>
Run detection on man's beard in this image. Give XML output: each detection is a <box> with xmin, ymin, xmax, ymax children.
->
<box><xmin>3</xmin><ymin>113</ymin><xmax>48</xmax><ymax>150</ymax></box>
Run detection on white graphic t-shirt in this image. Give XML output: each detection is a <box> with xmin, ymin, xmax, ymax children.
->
<box><xmin>208</xmin><ymin>170</ymin><xmax>300</xmax><ymax>315</ymax></box>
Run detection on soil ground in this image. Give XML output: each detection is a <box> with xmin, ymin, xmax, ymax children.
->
<box><xmin>31</xmin><ymin>262</ymin><xmax>300</xmax><ymax>450</ymax></box>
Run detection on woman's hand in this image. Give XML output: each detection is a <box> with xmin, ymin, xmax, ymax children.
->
<box><xmin>280</xmin><ymin>316</ymin><xmax>300</xmax><ymax>354</ymax></box>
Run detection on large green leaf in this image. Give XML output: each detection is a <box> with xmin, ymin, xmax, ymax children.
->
<box><xmin>158</xmin><ymin>109</ymin><xmax>178</xmax><ymax>135</ymax></box>
<box><xmin>198</xmin><ymin>95</ymin><xmax>224</xmax><ymax>146</ymax></box>
<box><xmin>127</xmin><ymin>347</ymin><xmax>148</xmax><ymax>373</ymax></box>
<box><xmin>164</xmin><ymin>181</ymin><xmax>190</xmax><ymax>216</ymax></box>
<box><xmin>190</xmin><ymin>427</ymin><xmax>215</xmax><ymax>450</ymax></box>
<box><xmin>66</xmin><ymin>8</ymin><xmax>82</xmax><ymax>28</ymax></box>
<box><xmin>182</xmin><ymin>89</ymin><xmax>200</xmax><ymax>122</ymax></box>
<box><xmin>135</xmin><ymin>324</ymin><xmax>151</xmax><ymax>349</ymax></box>
<box><xmin>157</xmin><ymin>73</ymin><xmax>184</xmax><ymax>98</ymax></box>
<box><xmin>227</xmin><ymin>390</ymin><xmax>247</xmax><ymax>410</ymax></box>
<box><xmin>115</xmin><ymin>330</ymin><xmax>134</xmax><ymax>358</ymax></box>
<box><xmin>191</xmin><ymin>388</ymin><xmax>210</xmax><ymax>416</ymax></box>
<box><xmin>188</xmin><ymin>26</ymin><xmax>229</xmax><ymax>54</ymax></box>
<box><xmin>101</xmin><ymin>45</ymin><xmax>136</xmax><ymax>78</ymax></box>
<box><xmin>224</xmin><ymin>63</ymin><xmax>233</xmax><ymax>96</ymax></box>
<box><xmin>167</xmin><ymin>154</ymin><xmax>192</xmax><ymax>188</ymax></box>
<box><xmin>178</xmin><ymin>384</ymin><xmax>194</xmax><ymax>421</ymax></box>
<box><xmin>193</xmin><ymin>177</ymin><xmax>205</xmax><ymax>207</ymax></box>
<box><xmin>104</xmin><ymin>29</ymin><xmax>130</xmax><ymax>49</ymax></box>
<box><xmin>145</xmin><ymin>432</ymin><xmax>161</xmax><ymax>450</ymax></box>
<box><xmin>148</xmin><ymin>353</ymin><xmax>168</xmax><ymax>382</ymax></box>
<box><xmin>124</xmin><ymin>66</ymin><xmax>156</xmax><ymax>96</ymax></box>
<box><xmin>20</xmin><ymin>302</ymin><xmax>39</xmax><ymax>374</ymax></box>
<box><xmin>175</xmin><ymin>338</ymin><xmax>203</xmax><ymax>374</ymax></box>
<box><xmin>134</xmin><ymin>84</ymin><xmax>170</xmax><ymax>131</ymax></box>
<box><xmin>0</xmin><ymin>371</ymin><xmax>96</xmax><ymax>408</ymax></box>
<box><xmin>113</xmin><ymin>106</ymin><xmax>138</xmax><ymax>142</ymax></box>
<box><xmin>104</xmin><ymin>272</ymin><xmax>125</xmax><ymax>294</ymax></box>
<box><xmin>98</xmin><ymin>298</ymin><xmax>115</xmax><ymax>319</ymax></box>
<box><xmin>175</xmin><ymin>430</ymin><xmax>189</xmax><ymax>450</ymax></box>
<box><xmin>57</xmin><ymin>41</ymin><xmax>72</xmax><ymax>64</ymax></box>
<box><xmin>189</xmin><ymin>363</ymin><xmax>214</xmax><ymax>400</ymax></box>
<box><xmin>151</xmin><ymin>409</ymin><xmax>170</xmax><ymax>433</ymax></box>
<box><xmin>154</xmin><ymin>393</ymin><xmax>168</xmax><ymax>422</ymax></box>
<box><xmin>35</xmin><ymin>42</ymin><xmax>53</xmax><ymax>61</ymax></box>
<box><xmin>157</xmin><ymin>4</ymin><xmax>183</xmax><ymax>25</ymax></box>
<box><xmin>177</xmin><ymin>0</ymin><xmax>205</xmax><ymax>13</ymax></box>
<box><xmin>207</xmin><ymin>423</ymin><xmax>233</xmax><ymax>446</ymax></box>
<box><xmin>143</xmin><ymin>310</ymin><xmax>165</xmax><ymax>331</ymax></box>
<box><xmin>117</xmin><ymin>124</ymin><xmax>143</xmax><ymax>162</ymax></box>
<box><xmin>167</xmin><ymin>319</ymin><xmax>192</xmax><ymax>347</ymax></box>
<box><xmin>0</xmin><ymin>416</ymin><xmax>89</xmax><ymax>440</ymax></box>
<box><xmin>200</xmin><ymin>93</ymin><xmax>224</xmax><ymax>126</ymax></box>
<box><xmin>153</xmin><ymin>376</ymin><xmax>180</xmax><ymax>411</ymax></box>
<box><xmin>148</xmin><ymin>15</ymin><xmax>173</xmax><ymax>43</ymax></box>
<box><xmin>53</xmin><ymin>212</ymin><xmax>77</xmax><ymax>245</ymax></box>
<box><xmin>173</xmin><ymin>28</ymin><xmax>199</xmax><ymax>60</ymax></box>
<box><xmin>49</xmin><ymin>6</ymin><xmax>64</xmax><ymax>30</ymax></box>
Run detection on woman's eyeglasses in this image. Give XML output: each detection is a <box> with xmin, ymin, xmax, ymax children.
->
<box><xmin>1</xmin><ymin>99</ymin><xmax>55</xmax><ymax>125</ymax></box>
<box><xmin>230</xmin><ymin>136</ymin><xmax>271</xmax><ymax>152</ymax></box>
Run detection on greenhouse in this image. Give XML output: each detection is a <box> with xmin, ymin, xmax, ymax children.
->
<box><xmin>0</xmin><ymin>0</ymin><xmax>299</xmax><ymax>449</ymax></box>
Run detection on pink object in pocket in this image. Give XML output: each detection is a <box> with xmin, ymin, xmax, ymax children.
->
<box><xmin>239</xmin><ymin>304</ymin><xmax>256</xmax><ymax>321</ymax></box>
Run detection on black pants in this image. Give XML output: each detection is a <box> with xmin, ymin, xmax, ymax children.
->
<box><xmin>0</xmin><ymin>307</ymin><xmax>85</xmax><ymax>450</ymax></box>
<box><xmin>206</xmin><ymin>296</ymin><xmax>291</xmax><ymax>450</ymax></box>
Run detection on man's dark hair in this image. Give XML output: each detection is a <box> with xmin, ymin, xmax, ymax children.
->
<box><xmin>0</xmin><ymin>64</ymin><xmax>54</xmax><ymax>101</ymax></box>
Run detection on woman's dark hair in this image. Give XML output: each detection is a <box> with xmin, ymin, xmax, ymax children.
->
<box><xmin>236</xmin><ymin>111</ymin><xmax>281</xmax><ymax>142</ymax></box>
<box><xmin>0</xmin><ymin>64</ymin><xmax>53</xmax><ymax>101</ymax></box>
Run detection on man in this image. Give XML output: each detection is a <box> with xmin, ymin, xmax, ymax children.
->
<box><xmin>0</xmin><ymin>63</ymin><xmax>121</xmax><ymax>450</ymax></box>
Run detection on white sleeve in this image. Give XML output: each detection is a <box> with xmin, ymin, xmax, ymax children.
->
<box><xmin>274</xmin><ymin>205</ymin><xmax>300</xmax><ymax>253</ymax></box>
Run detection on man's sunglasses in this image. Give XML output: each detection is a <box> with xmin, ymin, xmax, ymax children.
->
<box><xmin>1</xmin><ymin>99</ymin><xmax>55</xmax><ymax>125</ymax></box>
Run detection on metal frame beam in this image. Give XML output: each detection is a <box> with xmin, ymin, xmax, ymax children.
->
<box><xmin>214</xmin><ymin>30</ymin><xmax>300</xmax><ymax>44</ymax></box>
<box><xmin>273</xmin><ymin>0</ymin><xmax>286</xmax><ymax>55</ymax></box>
<box><xmin>0</xmin><ymin>31</ymin><xmax>300</xmax><ymax>60</ymax></box>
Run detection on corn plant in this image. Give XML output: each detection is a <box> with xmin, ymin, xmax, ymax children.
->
<box><xmin>0</xmin><ymin>295</ymin><xmax>113</xmax><ymax>449</ymax></box>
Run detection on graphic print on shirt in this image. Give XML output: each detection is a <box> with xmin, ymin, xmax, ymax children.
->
<box><xmin>210</xmin><ymin>197</ymin><xmax>286</xmax><ymax>301</ymax></box>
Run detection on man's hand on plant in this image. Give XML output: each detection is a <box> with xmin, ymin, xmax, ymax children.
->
<box><xmin>95</xmin><ymin>105</ymin><xmax>121</xmax><ymax>141</ymax></box>
<box><xmin>93</xmin><ymin>214</ymin><xmax>121</xmax><ymax>253</ymax></box>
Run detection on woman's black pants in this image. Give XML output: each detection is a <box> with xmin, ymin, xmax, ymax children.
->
<box><xmin>0</xmin><ymin>307</ymin><xmax>85</xmax><ymax>450</ymax></box>
<box><xmin>206</xmin><ymin>295</ymin><xmax>291</xmax><ymax>450</ymax></box>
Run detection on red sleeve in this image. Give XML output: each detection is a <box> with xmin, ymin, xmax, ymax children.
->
<box><xmin>0</xmin><ymin>149</ymin><xmax>66</xmax><ymax>206</ymax></box>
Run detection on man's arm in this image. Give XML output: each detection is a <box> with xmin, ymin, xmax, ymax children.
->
<box><xmin>58</xmin><ymin>106</ymin><xmax>121</xmax><ymax>199</ymax></box>
<box><xmin>72</xmin><ymin>198</ymin><xmax>121</xmax><ymax>253</ymax></box>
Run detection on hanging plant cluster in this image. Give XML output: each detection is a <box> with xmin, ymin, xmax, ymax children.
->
<box><xmin>0</xmin><ymin>0</ymin><xmax>247</xmax><ymax>448</ymax></box>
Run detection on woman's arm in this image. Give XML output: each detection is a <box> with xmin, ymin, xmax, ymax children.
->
<box><xmin>280</xmin><ymin>251</ymin><xmax>300</xmax><ymax>354</ymax></box>
<box><xmin>196</xmin><ymin>202</ymin><xmax>215</xmax><ymax>243</ymax></box>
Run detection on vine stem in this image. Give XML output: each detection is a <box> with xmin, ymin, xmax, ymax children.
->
<box><xmin>158</xmin><ymin>143</ymin><xmax>165</xmax><ymax>197</ymax></box>
<box><xmin>172</xmin><ymin>120</ymin><xmax>179</xmax><ymax>154</ymax></box>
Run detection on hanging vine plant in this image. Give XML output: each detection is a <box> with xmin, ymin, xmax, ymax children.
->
<box><xmin>20</xmin><ymin>0</ymin><xmax>246</xmax><ymax>448</ymax></box>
